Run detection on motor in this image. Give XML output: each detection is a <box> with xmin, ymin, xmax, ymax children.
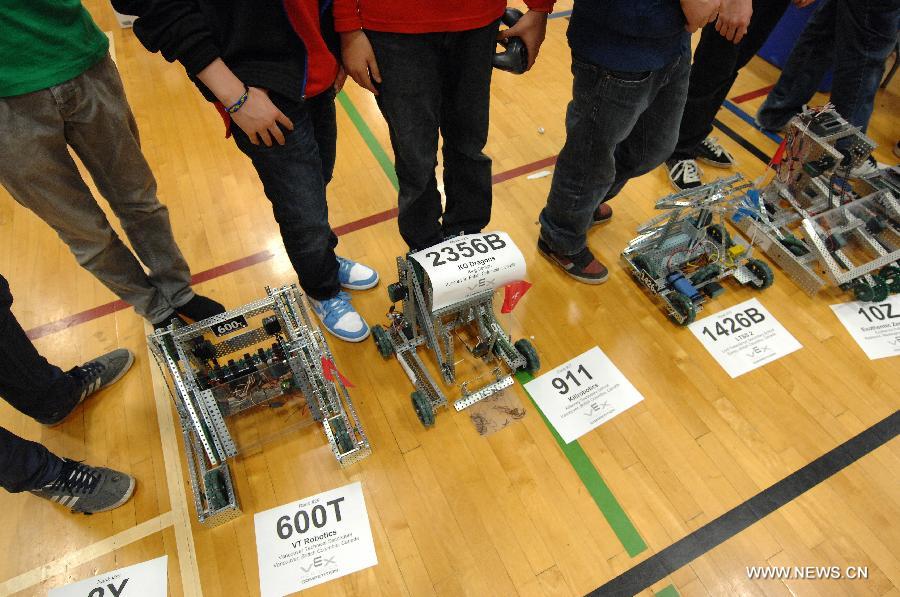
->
<box><xmin>493</xmin><ymin>8</ymin><xmax>528</xmax><ymax>74</ymax></box>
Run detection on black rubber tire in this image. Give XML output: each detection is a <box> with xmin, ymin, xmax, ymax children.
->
<box><xmin>411</xmin><ymin>391</ymin><xmax>435</xmax><ymax>427</ymax></box>
<box><xmin>668</xmin><ymin>291</ymin><xmax>696</xmax><ymax>326</ymax></box>
<box><xmin>779</xmin><ymin>235</ymin><xmax>809</xmax><ymax>257</ymax></box>
<box><xmin>387</xmin><ymin>282</ymin><xmax>407</xmax><ymax>303</ymax></box>
<box><xmin>870</xmin><ymin>276</ymin><xmax>890</xmax><ymax>302</ymax></box>
<box><xmin>852</xmin><ymin>280</ymin><xmax>875</xmax><ymax>302</ymax></box>
<box><xmin>371</xmin><ymin>324</ymin><xmax>394</xmax><ymax>358</ymax></box>
<box><xmin>879</xmin><ymin>265</ymin><xmax>900</xmax><ymax>293</ymax></box>
<box><xmin>746</xmin><ymin>258</ymin><xmax>775</xmax><ymax>290</ymax></box>
<box><xmin>514</xmin><ymin>338</ymin><xmax>540</xmax><ymax>373</ymax></box>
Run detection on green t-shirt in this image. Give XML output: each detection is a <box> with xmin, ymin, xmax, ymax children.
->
<box><xmin>0</xmin><ymin>0</ymin><xmax>109</xmax><ymax>98</ymax></box>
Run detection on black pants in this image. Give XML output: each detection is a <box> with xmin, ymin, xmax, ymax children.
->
<box><xmin>672</xmin><ymin>0</ymin><xmax>790</xmax><ymax>159</ymax></box>
<box><xmin>232</xmin><ymin>91</ymin><xmax>341</xmax><ymax>301</ymax></box>
<box><xmin>0</xmin><ymin>274</ymin><xmax>71</xmax><ymax>492</ymax></box>
<box><xmin>367</xmin><ymin>21</ymin><xmax>498</xmax><ymax>251</ymax></box>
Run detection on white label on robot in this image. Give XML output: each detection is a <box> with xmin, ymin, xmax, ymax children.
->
<box><xmin>524</xmin><ymin>346</ymin><xmax>644</xmax><ymax>444</ymax></box>
<box><xmin>689</xmin><ymin>298</ymin><xmax>802</xmax><ymax>378</ymax></box>
<box><xmin>409</xmin><ymin>232</ymin><xmax>527</xmax><ymax>311</ymax></box>
<box><xmin>830</xmin><ymin>294</ymin><xmax>900</xmax><ymax>360</ymax></box>
<box><xmin>49</xmin><ymin>556</ymin><xmax>167</xmax><ymax>597</ymax></box>
<box><xmin>254</xmin><ymin>481</ymin><xmax>377</xmax><ymax>596</ymax></box>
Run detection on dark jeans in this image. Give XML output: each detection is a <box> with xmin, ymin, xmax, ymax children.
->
<box><xmin>540</xmin><ymin>51</ymin><xmax>691</xmax><ymax>255</ymax></box>
<box><xmin>0</xmin><ymin>274</ymin><xmax>68</xmax><ymax>492</ymax></box>
<box><xmin>367</xmin><ymin>21</ymin><xmax>498</xmax><ymax>251</ymax></box>
<box><xmin>757</xmin><ymin>0</ymin><xmax>900</xmax><ymax>132</ymax></box>
<box><xmin>673</xmin><ymin>0</ymin><xmax>791</xmax><ymax>159</ymax></box>
<box><xmin>232</xmin><ymin>91</ymin><xmax>341</xmax><ymax>301</ymax></box>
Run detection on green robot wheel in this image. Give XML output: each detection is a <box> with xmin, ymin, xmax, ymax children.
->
<box><xmin>411</xmin><ymin>391</ymin><xmax>435</xmax><ymax>427</ymax></box>
<box><xmin>514</xmin><ymin>338</ymin><xmax>540</xmax><ymax>373</ymax></box>
<box><xmin>668</xmin><ymin>291</ymin><xmax>696</xmax><ymax>326</ymax></box>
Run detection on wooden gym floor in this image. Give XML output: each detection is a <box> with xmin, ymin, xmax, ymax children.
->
<box><xmin>1</xmin><ymin>1</ymin><xmax>898</xmax><ymax>595</ymax></box>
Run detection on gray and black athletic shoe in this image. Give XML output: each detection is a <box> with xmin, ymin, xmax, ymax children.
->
<box><xmin>696</xmin><ymin>137</ymin><xmax>735</xmax><ymax>168</ymax></box>
<box><xmin>31</xmin><ymin>459</ymin><xmax>135</xmax><ymax>514</ymax></box>
<box><xmin>666</xmin><ymin>158</ymin><xmax>703</xmax><ymax>191</ymax></box>
<box><xmin>40</xmin><ymin>349</ymin><xmax>134</xmax><ymax>426</ymax></box>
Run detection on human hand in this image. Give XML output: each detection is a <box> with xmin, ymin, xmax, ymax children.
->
<box><xmin>231</xmin><ymin>87</ymin><xmax>293</xmax><ymax>146</ymax></box>
<box><xmin>681</xmin><ymin>0</ymin><xmax>722</xmax><ymax>32</ymax></box>
<box><xmin>340</xmin><ymin>30</ymin><xmax>381</xmax><ymax>94</ymax></box>
<box><xmin>334</xmin><ymin>66</ymin><xmax>348</xmax><ymax>93</ymax></box>
<box><xmin>497</xmin><ymin>10</ymin><xmax>549</xmax><ymax>71</ymax></box>
<box><xmin>715</xmin><ymin>0</ymin><xmax>752</xmax><ymax>43</ymax></box>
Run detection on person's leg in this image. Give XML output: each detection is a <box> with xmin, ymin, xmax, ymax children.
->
<box><xmin>439</xmin><ymin>21</ymin><xmax>498</xmax><ymax>238</ymax></box>
<box><xmin>673</xmin><ymin>0</ymin><xmax>791</xmax><ymax>159</ymax></box>
<box><xmin>231</xmin><ymin>94</ymin><xmax>340</xmax><ymax>301</ymax></box>
<box><xmin>606</xmin><ymin>51</ymin><xmax>693</xmax><ymax>201</ymax></box>
<box><xmin>0</xmin><ymin>275</ymin><xmax>79</xmax><ymax>422</ymax></box>
<box><xmin>62</xmin><ymin>56</ymin><xmax>196</xmax><ymax>313</ymax></box>
<box><xmin>0</xmin><ymin>86</ymin><xmax>175</xmax><ymax>324</ymax></box>
<box><xmin>0</xmin><ymin>426</ymin><xmax>63</xmax><ymax>493</ymax></box>
<box><xmin>540</xmin><ymin>57</ymin><xmax>676</xmax><ymax>256</ymax></box>
<box><xmin>757</xmin><ymin>0</ymin><xmax>838</xmax><ymax>131</ymax></box>
<box><xmin>367</xmin><ymin>31</ymin><xmax>444</xmax><ymax>251</ymax></box>
<box><xmin>829</xmin><ymin>0</ymin><xmax>900</xmax><ymax>132</ymax></box>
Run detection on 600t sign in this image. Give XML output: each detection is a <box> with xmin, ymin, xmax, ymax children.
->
<box><xmin>276</xmin><ymin>497</ymin><xmax>345</xmax><ymax>539</ymax></box>
<box><xmin>425</xmin><ymin>233</ymin><xmax>507</xmax><ymax>267</ymax></box>
<box><xmin>211</xmin><ymin>314</ymin><xmax>249</xmax><ymax>337</ymax></box>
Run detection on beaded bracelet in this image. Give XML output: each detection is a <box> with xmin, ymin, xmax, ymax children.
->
<box><xmin>225</xmin><ymin>86</ymin><xmax>250</xmax><ymax>114</ymax></box>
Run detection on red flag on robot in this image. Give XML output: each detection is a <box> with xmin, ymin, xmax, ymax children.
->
<box><xmin>501</xmin><ymin>280</ymin><xmax>532</xmax><ymax>313</ymax></box>
<box><xmin>320</xmin><ymin>357</ymin><xmax>355</xmax><ymax>388</ymax></box>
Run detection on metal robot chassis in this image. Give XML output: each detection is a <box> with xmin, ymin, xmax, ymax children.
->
<box><xmin>371</xmin><ymin>255</ymin><xmax>540</xmax><ymax>427</ymax></box>
<box><xmin>148</xmin><ymin>285</ymin><xmax>369</xmax><ymax>527</ymax></box>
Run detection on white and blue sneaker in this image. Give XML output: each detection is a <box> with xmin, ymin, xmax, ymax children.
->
<box><xmin>337</xmin><ymin>256</ymin><xmax>379</xmax><ymax>290</ymax></box>
<box><xmin>309</xmin><ymin>291</ymin><xmax>371</xmax><ymax>342</ymax></box>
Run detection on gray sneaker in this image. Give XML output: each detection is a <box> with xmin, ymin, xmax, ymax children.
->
<box><xmin>31</xmin><ymin>459</ymin><xmax>135</xmax><ymax>514</ymax></box>
<box><xmin>40</xmin><ymin>348</ymin><xmax>135</xmax><ymax>426</ymax></box>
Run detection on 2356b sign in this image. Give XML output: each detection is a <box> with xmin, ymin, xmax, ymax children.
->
<box><xmin>425</xmin><ymin>233</ymin><xmax>507</xmax><ymax>267</ymax></box>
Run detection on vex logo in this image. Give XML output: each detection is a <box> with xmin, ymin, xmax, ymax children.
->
<box><xmin>300</xmin><ymin>555</ymin><xmax>336</xmax><ymax>573</ymax></box>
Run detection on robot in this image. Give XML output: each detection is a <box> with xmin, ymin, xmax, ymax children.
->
<box><xmin>148</xmin><ymin>285</ymin><xmax>369</xmax><ymax>527</ymax></box>
<box><xmin>371</xmin><ymin>233</ymin><xmax>540</xmax><ymax>427</ymax></box>
<box><xmin>733</xmin><ymin>106</ymin><xmax>898</xmax><ymax>301</ymax></box>
<box><xmin>621</xmin><ymin>173</ymin><xmax>774</xmax><ymax>326</ymax></box>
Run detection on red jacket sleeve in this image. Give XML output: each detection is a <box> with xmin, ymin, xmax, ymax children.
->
<box><xmin>525</xmin><ymin>0</ymin><xmax>556</xmax><ymax>12</ymax></box>
<box><xmin>332</xmin><ymin>0</ymin><xmax>363</xmax><ymax>32</ymax></box>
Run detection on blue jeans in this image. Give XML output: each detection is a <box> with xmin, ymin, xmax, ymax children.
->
<box><xmin>367</xmin><ymin>22</ymin><xmax>498</xmax><ymax>251</ymax></box>
<box><xmin>540</xmin><ymin>51</ymin><xmax>691</xmax><ymax>255</ymax></box>
<box><xmin>0</xmin><ymin>274</ymin><xmax>68</xmax><ymax>492</ymax></box>
<box><xmin>232</xmin><ymin>91</ymin><xmax>341</xmax><ymax>301</ymax></box>
<box><xmin>757</xmin><ymin>0</ymin><xmax>900</xmax><ymax>133</ymax></box>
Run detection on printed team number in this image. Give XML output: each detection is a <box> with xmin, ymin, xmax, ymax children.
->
<box><xmin>276</xmin><ymin>497</ymin><xmax>345</xmax><ymax>540</ymax></box>
<box><xmin>211</xmin><ymin>314</ymin><xmax>249</xmax><ymax>337</ymax></box>
<box><xmin>425</xmin><ymin>233</ymin><xmax>507</xmax><ymax>267</ymax></box>
<box><xmin>700</xmin><ymin>306</ymin><xmax>766</xmax><ymax>342</ymax></box>
<box><xmin>551</xmin><ymin>364</ymin><xmax>594</xmax><ymax>395</ymax></box>
<box><xmin>857</xmin><ymin>302</ymin><xmax>899</xmax><ymax>323</ymax></box>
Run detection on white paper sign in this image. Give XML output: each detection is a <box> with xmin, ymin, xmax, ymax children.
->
<box><xmin>254</xmin><ymin>481</ymin><xmax>377</xmax><ymax>596</ymax></box>
<box><xmin>830</xmin><ymin>294</ymin><xmax>900</xmax><ymax>360</ymax></box>
<box><xmin>524</xmin><ymin>346</ymin><xmax>644</xmax><ymax>444</ymax></box>
<box><xmin>49</xmin><ymin>556</ymin><xmax>167</xmax><ymax>597</ymax></box>
<box><xmin>689</xmin><ymin>298</ymin><xmax>802</xmax><ymax>378</ymax></box>
<box><xmin>409</xmin><ymin>232</ymin><xmax>526</xmax><ymax>311</ymax></box>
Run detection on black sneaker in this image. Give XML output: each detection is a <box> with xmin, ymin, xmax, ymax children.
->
<box><xmin>538</xmin><ymin>238</ymin><xmax>609</xmax><ymax>284</ymax></box>
<box><xmin>175</xmin><ymin>294</ymin><xmax>226</xmax><ymax>322</ymax></box>
<box><xmin>592</xmin><ymin>203</ymin><xmax>613</xmax><ymax>226</ymax></box>
<box><xmin>31</xmin><ymin>459</ymin><xmax>135</xmax><ymax>514</ymax></box>
<box><xmin>666</xmin><ymin>158</ymin><xmax>703</xmax><ymax>191</ymax></box>
<box><xmin>153</xmin><ymin>312</ymin><xmax>188</xmax><ymax>331</ymax></box>
<box><xmin>39</xmin><ymin>349</ymin><xmax>135</xmax><ymax>426</ymax></box>
<box><xmin>696</xmin><ymin>137</ymin><xmax>735</xmax><ymax>168</ymax></box>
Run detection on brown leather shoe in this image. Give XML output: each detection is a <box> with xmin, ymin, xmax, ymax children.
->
<box><xmin>592</xmin><ymin>203</ymin><xmax>613</xmax><ymax>225</ymax></box>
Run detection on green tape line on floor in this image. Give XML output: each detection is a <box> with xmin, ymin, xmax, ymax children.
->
<box><xmin>516</xmin><ymin>371</ymin><xmax>647</xmax><ymax>557</ymax></box>
<box><xmin>655</xmin><ymin>584</ymin><xmax>680</xmax><ymax>597</ymax></box>
<box><xmin>337</xmin><ymin>91</ymin><xmax>399</xmax><ymax>191</ymax></box>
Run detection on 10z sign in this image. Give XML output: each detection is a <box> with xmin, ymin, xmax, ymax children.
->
<box><xmin>255</xmin><ymin>482</ymin><xmax>377</xmax><ymax>596</ymax></box>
